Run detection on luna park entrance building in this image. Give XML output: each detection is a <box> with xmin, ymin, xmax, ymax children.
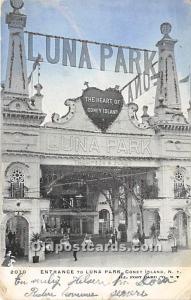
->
<box><xmin>1</xmin><ymin>1</ymin><xmax>191</xmax><ymax>262</ymax></box>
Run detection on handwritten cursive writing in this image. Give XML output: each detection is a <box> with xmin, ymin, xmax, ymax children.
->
<box><xmin>62</xmin><ymin>287</ymin><xmax>98</xmax><ymax>298</ymax></box>
<box><xmin>111</xmin><ymin>289</ymin><xmax>148</xmax><ymax>297</ymax></box>
<box><xmin>136</xmin><ymin>272</ymin><xmax>177</xmax><ymax>286</ymax></box>
<box><xmin>24</xmin><ymin>287</ymin><xmax>56</xmax><ymax>297</ymax></box>
<box><xmin>14</xmin><ymin>273</ymin><xmax>27</xmax><ymax>286</ymax></box>
<box><xmin>112</xmin><ymin>272</ymin><xmax>129</xmax><ymax>286</ymax></box>
<box><xmin>67</xmin><ymin>273</ymin><xmax>109</xmax><ymax>287</ymax></box>
<box><xmin>31</xmin><ymin>273</ymin><xmax>61</xmax><ymax>289</ymax></box>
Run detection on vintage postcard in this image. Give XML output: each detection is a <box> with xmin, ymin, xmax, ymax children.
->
<box><xmin>0</xmin><ymin>0</ymin><xmax>191</xmax><ymax>299</ymax></box>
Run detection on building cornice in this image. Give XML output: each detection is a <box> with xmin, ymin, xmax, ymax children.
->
<box><xmin>154</xmin><ymin>123</ymin><xmax>191</xmax><ymax>134</ymax></box>
<box><xmin>3</xmin><ymin>149</ymin><xmax>191</xmax><ymax>162</ymax></box>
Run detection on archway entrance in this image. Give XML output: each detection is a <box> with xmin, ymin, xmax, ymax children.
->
<box><xmin>173</xmin><ymin>211</ymin><xmax>188</xmax><ymax>248</ymax></box>
<box><xmin>99</xmin><ymin>209</ymin><xmax>110</xmax><ymax>235</ymax></box>
<box><xmin>6</xmin><ymin>216</ymin><xmax>29</xmax><ymax>258</ymax></box>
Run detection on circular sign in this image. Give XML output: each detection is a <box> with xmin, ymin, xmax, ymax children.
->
<box><xmin>81</xmin><ymin>87</ymin><xmax>124</xmax><ymax>132</ymax></box>
<box><xmin>10</xmin><ymin>0</ymin><xmax>24</xmax><ymax>10</ymax></box>
<box><xmin>160</xmin><ymin>22</ymin><xmax>172</xmax><ymax>35</ymax></box>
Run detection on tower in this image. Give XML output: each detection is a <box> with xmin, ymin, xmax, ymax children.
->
<box><xmin>154</xmin><ymin>23</ymin><xmax>182</xmax><ymax>117</ymax></box>
<box><xmin>4</xmin><ymin>0</ymin><xmax>28</xmax><ymax>97</ymax></box>
<box><xmin>2</xmin><ymin>0</ymin><xmax>46</xmax><ymax>126</ymax></box>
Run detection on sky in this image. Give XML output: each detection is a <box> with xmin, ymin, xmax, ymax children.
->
<box><xmin>1</xmin><ymin>0</ymin><xmax>191</xmax><ymax>122</ymax></box>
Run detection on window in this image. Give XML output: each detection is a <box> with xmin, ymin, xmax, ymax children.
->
<box><xmin>174</xmin><ymin>167</ymin><xmax>186</xmax><ymax>198</ymax></box>
<box><xmin>10</xmin><ymin>168</ymin><xmax>25</xmax><ymax>198</ymax></box>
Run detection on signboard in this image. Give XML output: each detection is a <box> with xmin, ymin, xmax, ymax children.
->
<box><xmin>28</xmin><ymin>32</ymin><xmax>157</xmax><ymax>75</ymax></box>
<box><xmin>81</xmin><ymin>87</ymin><xmax>124</xmax><ymax>132</ymax></box>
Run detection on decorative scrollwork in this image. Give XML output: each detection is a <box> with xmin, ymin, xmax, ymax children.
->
<box><xmin>51</xmin><ymin>99</ymin><xmax>76</xmax><ymax>123</ymax></box>
<box><xmin>128</xmin><ymin>102</ymin><xmax>150</xmax><ymax>129</ymax></box>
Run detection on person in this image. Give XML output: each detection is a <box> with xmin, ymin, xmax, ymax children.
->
<box><xmin>150</xmin><ymin>223</ymin><xmax>157</xmax><ymax>250</ymax></box>
<box><xmin>1</xmin><ymin>251</ymin><xmax>16</xmax><ymax>267</ymax></box>
<box><xmin>111</xmin><ymin>233</ymin><xmax>115</xmax><ymax>244</ymax></box>
<box><xmin>60</xmin><ymin>223</ymin><xmax>64</xmax><ymax>234</ymax></box>
<box><xmin>108</xmin><ymin>236</ymin><xmax>112</xmax><ymax>249</ymax></box>
<box><xmin>7</xmin><ymin>231</ymin><xmax>13</xmax><ymax>245</ymax></box>
<box><xmin>137</xmin><ymin>229</ymin><xmax>142</xmax><ymax>244</ymax></box>
<box><xmin>141</xmin><ymin>232</ymin><xmax>146</xmax><ymax>245</ymax></box>
<box><xmin>82</xmin><ymin>234</ymin><xmax>94</xmax><ymax>250</ymax></box>
<box><xmin>117</xmin><ymin>229</ymin><xmax>121</xmax><ymax>242</ymax></box>
<box><xmin>114</xmin><ymin>228</ymin><xmax>118</xmax><ymax>241</ymax></box>
<box><xmin>67</xmin><ymin>224</ymin><xmax>71</xmax><ymax>235</ymax></box>
<box><xmin>72</xmin><ymin>241</ymin><xmax>79</xmax><ymax>261</ymax></box>
<box><xmin>12</xmin><ymin>232</ymin><xmax>16</xmax><ymax>243</ymax></box>
<box><xmin>132</xmin><ymin>234</ymin><xmax>140</xmax><ymax>249</ymax></box>
<box><xmin>60</xmin><ymin>234</ymin><xmax>71</xmax><ymax>251</ymax></box>
<box><xmin>54</xmin><ymin>224</ymin><xmax>57</xmax><ymax>233</ymax></box>
<box><xmin>73</xmin><ymin>249</ymin><xmax>77</xmax><ymax>261</ymax></box>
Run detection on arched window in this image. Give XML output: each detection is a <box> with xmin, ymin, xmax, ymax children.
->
<box><xmin>10</xmin><ymin>168</ymin><xmax>25</xmax><ymax>198</ymax></box>
<box><xmin>174</xmin><ymin>167</ymin><xmax>186</xmax><ymax>199</ymax></box>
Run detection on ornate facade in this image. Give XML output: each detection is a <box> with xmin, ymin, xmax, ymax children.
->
<box><xmin>1</xmin><ymin>2</ymin><xmax>191</xmax><ymax>262</ymax></box>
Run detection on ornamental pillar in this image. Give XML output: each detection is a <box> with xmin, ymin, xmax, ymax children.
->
<box><xmin>159</xmin><ymin>199</ymin><xmax>174</xmax><ymax>239</ymax></box>
<box><xmin>113</xmin><ymin>187</ymin><xmax>120</xmax><ymax>231</ymax></box>
<box><xmin>154</xmin><ymin>23</ymin><xmax>182</xmax><ymax>114</ymax></box>
<box><xmin>156</xmin><ymin>165</ymin><xmax>174</xmax><ymax>198</ymax></box>
<box><xmin>4</xmin><ymin>0</ymin><xmax>28</xmax><ymax>96</ymax></box>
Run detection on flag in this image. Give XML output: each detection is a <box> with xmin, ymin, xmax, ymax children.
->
<box><xmin>28</xmin><ymin>54</ymin><xmax>43</xmax><ymax>84</ymax></box>
<box><xmin>179</xmin><ymin>75</ymin><xmax>189</xmax><ymax>83</ymax></box>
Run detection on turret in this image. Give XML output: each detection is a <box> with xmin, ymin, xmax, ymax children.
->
<box><xmin>4</xmin><ymin>0</ymin><xmax>28</xmax><ymax>98</ymax></box>
<box><xmin>154</xmin><ymin>23</ymin><xmax>182</xmax><ymax>117</ymax></box>
<box><xmin>2</xmin><ymin>0</ymin><xmax>46</xmax><ymax>126</ymax></box>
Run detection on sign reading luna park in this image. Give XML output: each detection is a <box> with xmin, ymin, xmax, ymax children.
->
<box><xmin>28</xmin><ymin>32</ymin><xmax>156</xmax><ymax>75</ymax></box>
<box><xmin>81</xmin><ymin>87</ymin><xmax>124</xmax><ymax>132</ymax></box>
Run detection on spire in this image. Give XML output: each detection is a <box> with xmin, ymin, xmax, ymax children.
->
<box><xmin>4</xmin><ymin>0</ymin><xmax>28</xmax><ymax>97</ymax></box>
<box><xmin>154</xmin><ymin>23</ymin><xmax>182</xmax><ymax>115</ymax></box>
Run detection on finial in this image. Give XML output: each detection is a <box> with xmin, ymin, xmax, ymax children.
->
<box><xmin>160</xmin><ymin>22</ymin><xmax>172</xmax><ymax>37</ymax></box>
<box><xmin>142</xmin><ymin>105</ymin><xmax>149</xmax><ymax>117</ymax></box>
<box><xmin>84</xmin><ymin>81</ymin><xmax>89</xmax><ymax>88</ymax></box>
<box><xmin>34</xmin><ymin>83</ymin><xmax>43</xmax><ymax>96</ymax></box>
<box><xmin>10</xmin><ymin>0</ymin><xmax>24</xmax><ymax>13</ymax></box>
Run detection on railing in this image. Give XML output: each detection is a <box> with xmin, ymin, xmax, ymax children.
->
<box><xmin>174</xmin><ymin>185</ymin><xmax>190</xmax><ymax>199</ymax></box>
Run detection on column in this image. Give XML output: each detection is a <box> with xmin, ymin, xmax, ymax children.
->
<box><xmin>93</xmin><ymin>213</ymin><xmax>99</xmax><ymax>234</ymax></box>
<box><xmin>159</xmin><ymin>199</ymin><xmax>174</xmax><ymax>239</ymax></box>
<box><xmin>0</xmin><ymin>215</ymin><xmax>6</xmax><ymax>264</ymax></box>
<box><xmin>156</xmin><ymin>165</ymin><xmax>174</xmax><ymax>198</ymax></box>
<box><xmin>113</xmin><ymin>193</ymin><xmax>119</xmax><ymax>230</ymax></box>
<box><xmin>80</xmin><ymin>218</ymin><xmax>83</xmax><ymax>235</ymax></box>
<box><xmin>127</xmin><ymin>195</ymin><xmax>135</xmax><ymax>241</ymax></box>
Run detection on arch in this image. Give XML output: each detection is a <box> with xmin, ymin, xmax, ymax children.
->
<box><xmin>1</xmin><ymin>212</ymin><xmax>30</xmax><ymax>225</ymax></box>
<box><xmin>5</xmin><ymin>162</ymin><xmax>29</xmax><ymax>177</ymax></box>
<box><xmin>1</xmin><ymin>213</ymin><xmax>31</xmax><ymax>259</ymax></box>
<box><xmin>5</xmin><ymin>163</ymin><xmax>30</xmax><ymax>198</ymax></box>
<box><xmin>173</xmin><ymin>210</ymin><xmax>188</xmax><ymax>248</ymax></box>
<box><xmin>5</xmin><ymin>215</ymin><xmax>29</xmax><ymax>257</ymax></box>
